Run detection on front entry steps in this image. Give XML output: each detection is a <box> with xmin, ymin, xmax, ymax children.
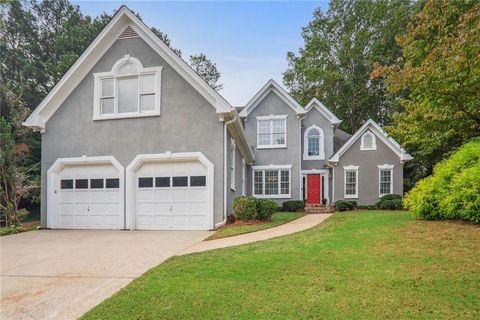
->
<box><xmin>305</xmin><ymin>204</ymin><xmax>335</xmax><ymax>214</ymax></box>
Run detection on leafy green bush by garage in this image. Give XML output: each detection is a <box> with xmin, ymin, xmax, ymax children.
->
<box><xmin>404</xmin><ymin>137</ymin><xmax>480</xmax><ymax>223</ymax></box>
<box><xmin>282</xmin><ymin>200</ymin><xmax>305</xmax><ymax>212</ymax></box>
<box><xmin>335</xmin><ymin>200</ymin><xmax>357</xmax><ymax>211</ymax></box>
<box><xmin>233</xmin><ymin>196</ymin><xmax>258</xmax><ymax>220</ymax></box>
<box><xmin>233</xmin><ymin>197</ymin><xmax>277</xmax><ymax>221</ymax></box>
<box><xmin>376</xmin><ymin>194</ymin><xmax>403</xmax><ymax>210</ymax></box>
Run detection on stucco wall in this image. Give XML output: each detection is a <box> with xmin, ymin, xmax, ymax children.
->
<box><xmin>301</xmin><ymin>107</ymin><xmax>335</xmax><ymax>170</ymax></box>
<box><xmin>41</xmin><ymin>36</ymin><xmax>225</xmax><ymax>228</ymax></box>
<box><xmin>226</xmin><ymin>134</ymin><xmax>246</xmax><ymax>215</ymax></box>
<box><xmin>332</xmin><ymin>133</ymin><xmax>404</xmax><ymax>205</ymax></box>
<box><xmin>243</xmin><ymin>91</ymin><xmax>302</xmax><ymax>204</ymax></box>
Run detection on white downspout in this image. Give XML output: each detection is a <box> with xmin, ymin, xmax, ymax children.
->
<box><xmin>216</xmin><ymin>114</ymin><xmax>237</xmax><ymax>229</ymax></box>
<box><xmin>298</xmin><ymin>114</ymin><xmax>306</xmax><ymax>200</ymax></box>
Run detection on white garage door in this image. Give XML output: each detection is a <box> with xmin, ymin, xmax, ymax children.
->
<box><xmin>135</xmin><ymin>161</ymin><xmax>209</xmax><ymax>230</ymax></box>
<box><xmin>57</xmin><ymin>164</ymin><xmax>123</xmax><ymax>229</ymax></box>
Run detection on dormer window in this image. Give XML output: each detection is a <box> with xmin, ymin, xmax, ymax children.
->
<box><xmin>93</xmin><ymin>55</ymin><xmax>163</xmax><ymax>120</ymax></box>
<box><xmin>303</xmin><ymin>125</ymin><xmax>325</xmax><ymax>160</ymax></box>
<box><xmin>360</xmin><ymin>131</ymin><xmax>377</xmax><ymax>151</ymax></box>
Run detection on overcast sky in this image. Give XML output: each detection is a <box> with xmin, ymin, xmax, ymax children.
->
<box><xmin>72</xmin><ymin>1</ymin><xmax>329</xmax><ymax>105</ymax></box>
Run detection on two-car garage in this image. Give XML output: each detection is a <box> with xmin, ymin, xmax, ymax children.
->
<box><xmin>47</xmin><ymin>153</ymin><xmax>214</xmax><ymax>230</ymax></box>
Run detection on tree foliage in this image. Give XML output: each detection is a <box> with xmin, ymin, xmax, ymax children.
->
<box><xmin>374</xmin><ymin>0</ymin><xmax>480</xmax><ymax>179</ymax></box>
<box><xmin>0</xmin><ymin>84</ymin><xmax>39</xmax><ymax>228</ymax></box>
<box><xmin>404</xmin><ymin>137</ymin><xmax>480</xmax><ymax>223</ymax></box>
<box><xmin>284</xmin><ymin>0</ymin><xmax>419</xmax><ymax>132</ymax></box>
<box><xmin>189</xmin><ymin>53</ymin><xmax>223</xmax><ymax>91</ymax></box>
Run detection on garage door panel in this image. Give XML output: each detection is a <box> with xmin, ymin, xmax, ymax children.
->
<box><xmin>56</xmin><ymin>163</ymin><xmax>123</xmax><ymax>229</ymax></box>
<box><xmin>171</xmin><ymin>189</ymin><xmax>188</xmax><ymax>201</ymax></box>
<box><xmin>134</xmin><ymin>159</ymin><xmax>211</xmax><ymax>230</ymax></box>
<box><xmin>137</xmin><ymin>190</ymin><xmax>154</xmax><ymax>202</ymax></box>
<box><xmin>137</xmin><ymin>203</ymin><xmax>154</xmax><ymax>214</ymax></box>
<box><xmin>190</xmin><ymin>189</ymin><xmax>206</xmax><ymax>200</ymax></box>
<box><xmin>154</xmin><ymin>189</ymin><xmax>170</xmax><ymax>201</ymax></box>
<box><xmin>190</xmin><ymin>202</ymin><xmax>207</xmax><ymax>215</ymax></box>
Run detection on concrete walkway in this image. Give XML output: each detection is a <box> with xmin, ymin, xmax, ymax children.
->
<box><xmin>179</xmin><ymin>213</ymin><xmax>332</xmax><ymax>255</ymax></box>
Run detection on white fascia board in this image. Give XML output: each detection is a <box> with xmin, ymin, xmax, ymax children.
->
<box><xmin>328</xmin><ymin>119</ymin><xmax>413</xmax><ymax>163</ymax></box>
<box><xmin>224</xmin><ymin>112</ymin><xmax>254</xmax><ymax>164</ymax></box>
<box><xmin>252</xmin><ymin>164</ymin><xmax>292</xmax><ymax>170</ymax></box>
<box><xmin>23</xmin><ymin>6</ymin><xmax>233</xmax><ymax>132</ymax></box>
<box><xmin>239</xmin><ymin>79</ymin><xmax>306</xmax><ymax>117</ymax></box>
<box><xmin>304</xmin><ymin>98</ymin><xmax>342</xmax><ymax>124</ymax></box>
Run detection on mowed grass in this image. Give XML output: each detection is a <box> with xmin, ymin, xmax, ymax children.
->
<box><xmin>83</xmin><ymin>211</ymin><xmax>480</xmax><ymax>319</ymax></box>
<box><xmin>207</xmin><ymin>211</ymin><xmax>304</xmax><ymax>240</ymax></box>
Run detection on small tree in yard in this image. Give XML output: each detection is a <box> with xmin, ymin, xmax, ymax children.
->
<box><xmin>0</xmin><ymin>85</ymin><xmax>39</xmax><ymax>229</ymax></box>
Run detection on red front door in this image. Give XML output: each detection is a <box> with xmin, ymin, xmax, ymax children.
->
<box><xmin>307</xmin><ymin>174</ymin><xmax>321</xmax><ymax>205</ymax></box>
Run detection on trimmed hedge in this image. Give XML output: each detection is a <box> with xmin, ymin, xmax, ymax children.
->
<box><xmin>335</xmin><ymin>200</ymin><xmax>357</xmax><ymax>211</ymax></box>
<box><xmin>376</xmin><ymin>194</ymin><xmax>403</xmax><ymax>210</ymax></box>
<box><xmin>232</xmin><ymin>196</ymin><xmax>258</xmax><ymax>220</ymax></box>
<box><xmin>257</xmin><ymin>199</ymin><xmax>277</xmax><ymax>220</ymax></box>
<box><xmin>233</xmin><ymin>196</ymin><xmax>277</xmax><ymax>221</ymax></box>
<box><xmin>404</xmin><ymin>137</ymin><xmax>480</xmax><ymax>223</ymax></box>
<box><xmin>282</xmin><ymin>200</ymin><xmax>306</xmax><ymax>212</ymax></box>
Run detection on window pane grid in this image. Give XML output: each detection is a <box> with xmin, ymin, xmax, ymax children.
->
<box><xmin>257</xmin><ymin>119</ymin><xmax>286</xmax><ymax>147</ymax></box>
<box><xmin>345</xmin><ymin>171</ymin><xmax>357</xmax><ymax>195</ymax></box>
<box><xmin>253</xmin><ymin>169</ymin><xmax>290</xmax><ymax>197</ymax></box>
<box><xmin>380</xmin><ymin>170</ymin><xmax>392</xmax><ymax>195</ymax></box>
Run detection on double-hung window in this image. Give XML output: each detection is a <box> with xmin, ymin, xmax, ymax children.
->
<box><xmin>94</xmin><ymin>55</ymin><xmax>162</xmax><ymax>120</ymax></box>
<box><xmin>252</xmin><ymin>165</ymin><xmax>291</xmax><ymax>198</ymax></box>
<box><xmin>344</xmin><ymin>165</ymin><xmax>359</xmax><ymax>198</ymax></box>
<box><xmin>256</xmin><ymin>115</ymin><xmax>287</xmax><ymax>148</ymax></box>
<box><xmin>378</xmin><ymin>164</ymin><xmax>394</xmax><ymax>196</ymax></box>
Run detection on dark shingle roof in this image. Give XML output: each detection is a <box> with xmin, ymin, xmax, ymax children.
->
<box><xmin>334</xmin><ymin>129</ymin><xmax>352</xmax><ymax>153</ymax></box>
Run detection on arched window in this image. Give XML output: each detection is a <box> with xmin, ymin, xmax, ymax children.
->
<box><xmin>360</xmin><ymin>131</ymin><xmax>377</xmax><ymax>150</ymax></box>
<box><xmin>303</xmin><ymin>125</ymin><xmax>325</xmax><ymax>160</ymax></box>
<box><xmin>93</xmin><ymin>55</ymin><xmax>163</xmax><ymax>120</ymax></box>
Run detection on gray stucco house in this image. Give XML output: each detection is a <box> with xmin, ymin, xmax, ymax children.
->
<box><xmin>24</xmin><ymin>6</ymin><xmax>412</xmax><ymax>231</ymax></box>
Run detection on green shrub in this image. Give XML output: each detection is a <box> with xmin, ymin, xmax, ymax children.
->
<box><xmin>404</xmin><ymin>137</ymin><xmax>480</xmax><ymax>223</ymax></box>
<box><xmin>282</xmin><ymin>200</ymin><xmax>306</xmax><ymax>212</ymax></box>
<box><xmin>233</xmin><ymin>196</ymin><xmax>258</xmax><ymax>220</ymax></box>
<box><xmin>335</xmin><ymin>200</ymin><xmax>357</xmax><ymax>212</ymax></box>
<box><xmin>257</xmin><ymin>199</ymin><xmax>277</xmax><ymax>220</ymax></box>
<box><xmin>357</xmin><ymin>205</ymin><xmax>377</xmax><ymax>210</ymax></box>
<box><xmin>375</xmin><ymin>194</ymin><xmax>403</xmax><ymax>210</ymax></box>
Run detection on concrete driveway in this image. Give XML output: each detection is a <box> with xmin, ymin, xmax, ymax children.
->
<box><xmin>0</xmin><ymin>229</ymin><xmax>212</xmax><ymax>320</ymax></box>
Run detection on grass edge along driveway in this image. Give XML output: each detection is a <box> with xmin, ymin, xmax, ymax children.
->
<box><xmin>206</xmin><ymin>211</ymin><xmax>304</xmax><ymax>240</ymax></box>
<box><xmin>83</xmin><ymin>211</ymin><xmax>480</xmax><ymax>319</ymax></box>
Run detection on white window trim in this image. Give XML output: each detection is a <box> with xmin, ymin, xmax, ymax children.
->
<box><xmin>256</xmin><ymin>115</ymin><xmax>287</xmax><ymax>149</ymax></box>
<box><xmin>360</xmin><ymin>131</ymin><xmax>377</xmax><ymax>151</ymax></box>
<box><xmin>241</xmin><ymin>158</ymin><xmax>246</xmax><ymax>196</ymax></box>
<box><xmin>252</xmin><ymin>164</ymin><xmax>292</xmax><ymax>199</ymax></box>
<box><xmin>303</xmin><ymin>125</ymin><xmax>325</xmax><ymax>160</ymax></box>
<box><xmin>93</xmin><ymin>55</ymin><xmax>163</xmax><ymax>121</ymax></box>
<box><xmin>378</xmin><ymin>164</ymin><xmax>394</xmax><ymax>197</ymax></box>
<box><xmin>230</xmin><ymin>139</ymin><xmax>236</xmax><ymax>191</ymax></box>
<box><xmin>343</xmin><ymin>165</ymin><xmax>359</xmax><ymax>199</ymax></box>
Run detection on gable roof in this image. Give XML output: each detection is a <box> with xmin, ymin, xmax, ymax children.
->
<box><xmin>23</xmin><ymin>6</ymin><xmax>232</xmax><ymax>132</ymax></box>
<box><xmin>239</xmin><ymin>79</ymin><xmax>306</xmax><ymax>117</ymax></box>
<box><xmin>329</xmin><ymin>119</ymin><xmax>413</xmax><ymax>163</ymax></box>
<box><xmin>304</xmin><ymin>98</ymin><xmax>342</xmax><ymax>125</ymax></box>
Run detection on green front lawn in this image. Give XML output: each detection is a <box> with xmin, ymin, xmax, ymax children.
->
<box><xmin>83</xmin><ymin>211</ymin><xmax>480</xmax><ymax>319</ymax></box>
<box><xmin>207</xmin><ymin>211</ymin><xmax>304</xmax><ymax>240</ymax></box>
